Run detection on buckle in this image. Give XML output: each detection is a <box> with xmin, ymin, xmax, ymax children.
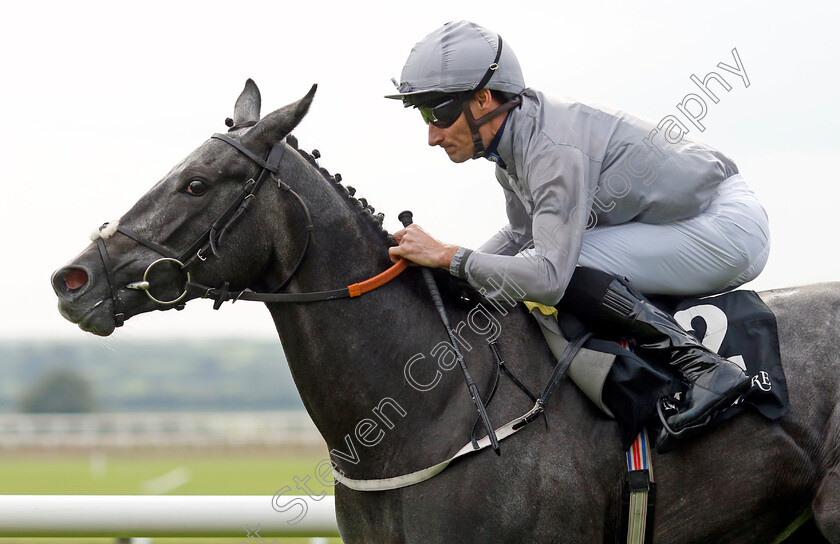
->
<box><xmin>627</xmin><ymin>470</ymin><xmax>650</xmax><ymax>493</ymax></box>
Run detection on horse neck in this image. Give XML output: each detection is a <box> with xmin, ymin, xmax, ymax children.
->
<box><xmin>278</xmin><ymin>151</ymin><xmax>393</xmax><ymax>293</ymax></box>
<box><xmin>265</xmin><ymin>147</ymin><xmax>407</xmax><ymax>385</ymax></box>
<box><xmin>262</xmin><ymin>152</ymin><xmax>492</xmax><ymax>472</ymax></box>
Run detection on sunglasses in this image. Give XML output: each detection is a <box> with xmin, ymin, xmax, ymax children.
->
<box><xmin>418</xmin><ymin>97</ymin><xmax>464</xmax><ymax>128</ymax></box>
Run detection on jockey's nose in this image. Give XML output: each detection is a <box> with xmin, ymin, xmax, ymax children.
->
<box><xmin>52</xmin><ymin>266</ymin><xmax>90</xmax><ymax>297</ymax></box>
<box><xmin>428</xmin><ymin>124</ymin><xmax>445</xmax><ymax>147</ymax></box>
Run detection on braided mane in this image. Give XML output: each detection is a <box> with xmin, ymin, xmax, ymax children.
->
<box><xmin>285</xmin><ymin>134</ymin><xmax>394</xmax><ymax>246</ymax></box>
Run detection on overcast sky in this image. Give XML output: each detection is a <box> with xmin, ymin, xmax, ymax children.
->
<box><xmin>1</xmin><ymin>0</ymin><xmax>837</xmax><ymax>343</ymax></box>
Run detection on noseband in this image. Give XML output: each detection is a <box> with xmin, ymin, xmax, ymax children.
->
<box><xmin>95</xmin><ymin>133</ymin><xmax>405</xmax><ymax>327</ymax></box>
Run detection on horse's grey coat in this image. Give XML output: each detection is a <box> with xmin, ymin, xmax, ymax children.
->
<box><xmin>52</xmin><ymin>81</ymin><xmax>839</xmax><ymax>543</ymax></box>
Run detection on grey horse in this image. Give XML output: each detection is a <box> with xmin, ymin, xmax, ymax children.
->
<box><xmin>52</xmin><ymin>80</ymin><xmax>839</xmax><ymax>543</ymax></box>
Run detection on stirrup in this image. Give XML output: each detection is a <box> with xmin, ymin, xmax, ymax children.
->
<box><xmin>656</xmin><ymin>398</ymin><xmax>712</xmax><ymax>437</ymax></box>
<box><xmin>654</xmin><ymin>398</ymin><xmax>713</xmax><ymax>453</ymax></box>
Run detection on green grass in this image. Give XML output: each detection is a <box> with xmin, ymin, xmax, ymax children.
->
<box><xmin>0</xmin><ymin>449</ymin><xmax>343</xmax><ymax>544</ymax></box>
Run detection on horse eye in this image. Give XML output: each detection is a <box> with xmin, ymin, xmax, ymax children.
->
<box><xmin>185</xmin><ymin>180</ymin><xmax>208</xmax><ymax>196</ymax></box>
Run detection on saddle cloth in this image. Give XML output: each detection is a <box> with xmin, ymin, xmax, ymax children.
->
<box><xmin>528</xmin><ymin>289</ymin><xmax>788</xmax><ymax>449</ymax></box>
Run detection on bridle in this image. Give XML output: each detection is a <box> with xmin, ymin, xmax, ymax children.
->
<box><xmin>95</xmin><ymin>132</ymin><xmax>406</xmax><ymax>327</ymax></box>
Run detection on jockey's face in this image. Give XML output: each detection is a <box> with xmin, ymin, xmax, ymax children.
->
<box><xmin>427</xmin><ymin>109</ymin><xmax>475</xmax><ymax>163</ymax></box>
<box><xmin>427</xmin><ymin>90</ymin><xmax>501</xmax><ymax>163</ymax></box>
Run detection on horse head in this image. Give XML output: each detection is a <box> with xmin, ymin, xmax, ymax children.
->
<box><xmin>51</xmin><ymin>80</ymin><xmax>322</xmax><ymax>336</ymax></box>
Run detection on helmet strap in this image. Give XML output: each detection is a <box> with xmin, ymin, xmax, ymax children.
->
<box><xmin>462</xmin><ymin>34</ymin><xmax>519</xmax><ymax>159</ymax></box>
<box><xmin>474</xmin><ymin>35</ymin><xmax>504</xmax><ymax>91</ymax></box>
<box><xmin>461</xmin><ymin>94</ymin><xmax>522</xmax><ymax>159</ymax></box>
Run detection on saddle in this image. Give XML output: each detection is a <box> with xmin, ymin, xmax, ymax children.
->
<box><xmin>529</xmin><ymin>289</ymin><xmax>788</xmax><ymax>449</ymax></box>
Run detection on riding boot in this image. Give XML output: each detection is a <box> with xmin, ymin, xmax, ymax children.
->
<box><xmin>558</xmin><ymin>267</ymin><xmax>750</xmax><ymax>445</ymax></box>
<box><xmin>601</xmin><ymin>278</ymin><xmax>750</xmax><ymax>430</ymax></box>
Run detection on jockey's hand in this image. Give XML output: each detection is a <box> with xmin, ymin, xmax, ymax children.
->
<box><xmin>390</xmin><ymin>224</ymin><xmax>459</xmax><ymax>269</ymax></box>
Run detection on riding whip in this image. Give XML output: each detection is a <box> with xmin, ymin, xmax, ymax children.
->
<box><xmin>398</xmin><ymin>211</ymin><xmax>501</xmax><ymax>455</ymax></box>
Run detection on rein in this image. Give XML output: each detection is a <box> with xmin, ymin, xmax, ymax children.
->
<box><xmin>185</xmin><ymin>258</ymin><xmax>408</xmax><ymax>306</ymax></box>
<box><xmin>94</xmin><ymin>133</ymin><xmax>407</xmax><ymax>326</ymax></box>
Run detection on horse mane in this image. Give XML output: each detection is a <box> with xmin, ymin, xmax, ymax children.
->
<box><xmin>284</xmin><ymin>134</ymin><xmax>488</xmax><ymax>309</ymax></box>
<box><xmin>284</xmin><ymin>134</ymin><xmax>394</xmax><ymax>247</ymax></box>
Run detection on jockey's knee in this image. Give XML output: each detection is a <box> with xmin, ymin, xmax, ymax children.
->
<box><xmin>722</xmin><ymin>235</ymin><xmax>770</xmax><ymax>291</ymax></box>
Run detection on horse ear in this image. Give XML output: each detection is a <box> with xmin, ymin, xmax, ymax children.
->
<box><xmin>242</xmin><ymin>84</ymin><xmax>317</xmax><ymax>146</ymax></box>
<box><xmin>233</xmin><ymin>79</ymin><xmax>262</xmax><ymax>126</ymax></box>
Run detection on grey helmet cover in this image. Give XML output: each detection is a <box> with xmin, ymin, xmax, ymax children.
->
<box><xmin>387</xmin><ymin>20</ymin><xmax>525</xmax><ymax>102</ymax></box>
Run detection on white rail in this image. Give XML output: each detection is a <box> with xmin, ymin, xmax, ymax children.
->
<box><xmin>0</xmin><ymin>495</ymin><xmax>339</xmax><ymax>538</ymax></box>
<box><xmin>0</xmin><ymin>411</ymin><xmax>323</xmax><ymax>450</ymax></box>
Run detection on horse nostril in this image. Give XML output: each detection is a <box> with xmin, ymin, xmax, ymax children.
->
<box><xmin>63</xmin><ymin>268</ymin><xmax>89</xmax><ymax>291</ymax></box>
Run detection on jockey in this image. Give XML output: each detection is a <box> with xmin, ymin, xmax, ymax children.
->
<box><xmin>386</xmin><ymin>20</ymin><xmax>771</xmax><ymax>445</ymax></box>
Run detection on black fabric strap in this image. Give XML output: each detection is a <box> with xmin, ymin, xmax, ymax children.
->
<box><xmin>186</xmin><ymin>141</ymin><xmax>288</xmax><ymax>266</ymax></box>
<box><xmin>538</xmin><ymin>331</ymin><xmax>594</xmax><ymax>406</ymax></box>
<box><xmin>471</xmin><ymin>341</ymin><xmax>543</xmax><ymax>445</ymax></box>
<box><xmin>211</xmin><ymin>134</ymin><xmax>281</xmax><ymax>174</ymax></box>
<box><xmin>462</xmin><ymin>34</ymin><xmax>514</xmax><ymax>160</ymax></box>
<box><xmin>96</xmin><ymin>237</ymin><xmax>125</xmax><ymax>327</ymax></box>
<box><xmin>474</xmin><ymin>35</ymin><xmax>504</xmax><ymax>92</ymax></box>
<box><xmin>492</xmin><ymin>341</ymin><xmax>540</xmax><ymax>405</ymax></box>
<box><xmin>512</xmin><ymin>329</ymin><xmax>593</xmax><ymax>431</ymax></box>
<box><xmin>237</xmin><ymin>287</ymin><xmax>350</xmax><ymax>303</ymax></box>
<box><xmin>117</xmin><ymin>226</ymin><xmax>180</xmax><ymax>260</ymax></box>
<box><xmin>186</xmin><ymin>281</ymin><xmax>352</xmax><ymax>305</ymax></box>
<box><xmin>467</xmin><ymin>94</ymin><xmax>521</xmax><ymax>127</ymax></box>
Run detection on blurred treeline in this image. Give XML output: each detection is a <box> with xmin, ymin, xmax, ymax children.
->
<box><xmin>0</xmin><ymin>340</ymin><xmax>304</xmax><ymax>413</ymax></box>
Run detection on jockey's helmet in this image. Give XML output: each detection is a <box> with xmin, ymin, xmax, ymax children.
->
<box><xmin>386</xmin><ymin>20</ymin><xmax>525</xmax><ymax>106</ymax></box>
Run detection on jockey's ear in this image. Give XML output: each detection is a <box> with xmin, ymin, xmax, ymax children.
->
<box><xmin>473</xmin><ymin>89</ymin><xmax>497</xmax><ymax>114</ymax></box>
<box><xmin>242</xmin><ymin>84</ymin><xmax>317</xmax><ymax>147</ymax></box>
<box><xmin>464</xmin><ymin>89</ymin><xmax>501</xmax><ymax>122</ymax></box>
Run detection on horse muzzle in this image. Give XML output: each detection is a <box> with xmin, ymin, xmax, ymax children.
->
<box><xmin>53</xmin><ymin>247</ymin><xmax>196</xmax><ymax>336</ymax></box>
<box><xmin>51</xmin><ymin>263</ymin><xmax>119</xmax><ymax>336</ymax></box>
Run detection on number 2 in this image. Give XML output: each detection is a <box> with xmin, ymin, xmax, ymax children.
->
<box><xmin>673</xmin><ymin>304</ymin><xmax>747</xmax><ymax>372</ymax></box>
